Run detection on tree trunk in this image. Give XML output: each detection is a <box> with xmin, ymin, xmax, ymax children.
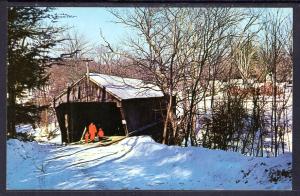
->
<box><xmin>270</xmin><ymin>94</ymin><xmax>274</xmax><ymax>156</ymax></box>
<box><xmin>162</xmin><ymin>95</ymin><xmax>173</xmax><ymax>145</ymax></box>
<box><xmin>185</xmin><ymin>95</ymin><xmax>195</xmax><ymax>147</ymax></box>
<box><xmin>7</xmin><ymin>89</ymin><xmax>17</xmax><ymax>137</ymax></box>
<box><xmin>273</xmin><ymin>71</ymin><xmax>278</xmax><ymax>157</ymax></box>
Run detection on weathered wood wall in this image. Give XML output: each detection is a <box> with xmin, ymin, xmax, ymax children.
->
<box><xmin>54</xmin><ymin>77</ymin><xmax>121</xmax><ymax>107</ymax></box>
<box><xmin>122</xmin><ymin>97</ymin><xmax>167</xmax><ymax>132</ymax></box>
<box><xmin>121</xmin><ymin>96</ymin><xmax>176</xmax><ymax>142</ymax></box>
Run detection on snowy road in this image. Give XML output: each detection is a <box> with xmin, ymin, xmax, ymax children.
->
<box><xmin>7</xmin><ymin>136</ymin><xmax>292</xmax><ymax>190</ymax></box>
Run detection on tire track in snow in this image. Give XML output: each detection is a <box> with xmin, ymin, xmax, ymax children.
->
<box><xmin>63</xmin><ymin>149</ymin><xmax>126</xmax><ymax>169</ymax></box>
<box><xmin>44</xmin><ymin>144</ymin><xmax>106</xmax><ymax>162</ymax></box>
<box><xmin>45</xmin><ymin>137</ymin><xmax>127</xmax><ymax>162</ymax></box>
<box><xmin>42</xmin><ymin>138</ymin><xmax>137</xmax><ymax>172</ymax></box>
<box><xmin>32</xmin><ymin>137</ymin><xmax>138</xmax><ymax>189</ymax></box>
<box><xmin>64</xmin><ymin>137</ymin><xmax>139</xmax><ymax>169</ymax></box>
<box><xmin>71</xmin><ymin>138</ymin><xmax>139</xmax><ymax>190</ymax></box>
<box><xmin>79</xmin><ymin>137</ymin><xmax>139</xmax><ymax>168</ymax></box>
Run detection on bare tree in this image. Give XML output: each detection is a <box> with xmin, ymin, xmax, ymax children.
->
<box><xmin>109</xmin><ymin>8</ymin><xmax>190</xmax><ymax>144</ymax></box>
<box><xmin>259</xmin><ymin>10</ymin><xmax>288</xmax><ymax>157</ymax></box>
<box><xmin>178</xmin><ymin>8</ymin><xmax>249</xmax><ymax>147</ymax></box>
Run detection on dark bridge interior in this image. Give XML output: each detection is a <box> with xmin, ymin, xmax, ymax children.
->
<box><xmin>55</xmin><ymin>102</ymin><xmax>125</xmax><ymax>143</ymax></box>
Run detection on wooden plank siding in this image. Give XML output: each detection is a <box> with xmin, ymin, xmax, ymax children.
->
<box><xmin>54</xmin><ymin>76</ymin><xmax>122</xmax><ymax>107</ymax></box>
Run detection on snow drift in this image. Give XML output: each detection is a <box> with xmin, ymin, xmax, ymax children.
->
<box><xmin>7</xmin><ymin>135</ymin><xmax>291</xmax><ymax>190</ymax></box>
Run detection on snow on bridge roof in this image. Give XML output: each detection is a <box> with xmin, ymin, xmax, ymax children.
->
<box><xmin>88</xmin><ymin>73</ymin><xmax>164</xmax><ymax>100</ymax></box>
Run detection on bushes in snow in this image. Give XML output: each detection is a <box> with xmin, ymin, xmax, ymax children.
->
<box><xmin>15</xmin><ymin>132</ymin><xmax>36</xmax><ymax>142</ymax></box>
<box><xmin>202</xmin><ymin>96</ymin><xmax>247</xmax><ymax>151</ymax></box>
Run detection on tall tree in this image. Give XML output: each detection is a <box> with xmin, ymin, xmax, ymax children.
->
<box><xmin>259</xmin><ymin>10</ymin><xmax>286</xmax><ymax>157</ymax></box>
<box><xmin>110</xmin><ymin>8</ymin><xmax>187</xmax><ymax>144</ymax></box>
<box><xmin>180</xmin><ymin>8</ymin><xmax>247</xmax><ymax>147</ymax></box>
<box><xmin>7</xmin><ymin>7</ymin><xmax>66</xmax><ymax>137</ymax></box>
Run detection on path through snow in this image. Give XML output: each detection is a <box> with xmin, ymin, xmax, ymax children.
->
<box><xmin>7</xmin><ymin>136</ymin><xmax>292</xmax><ymax>190</ymax></box>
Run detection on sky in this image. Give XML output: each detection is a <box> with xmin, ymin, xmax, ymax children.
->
<box><xmin>55</xmin><ymin>7</ymin><xmax>132</xmax><ymax>47</ymax></box>
<box><xmin>53</xmin><ymin>7</ymin><xmax>292</xmax><ymax>58</ymax></box>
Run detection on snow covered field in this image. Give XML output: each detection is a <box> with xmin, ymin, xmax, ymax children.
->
<box><xmin>7</xmin><ymin>134</ymin><xmax>291</xmax><ymax>190</ymax></box>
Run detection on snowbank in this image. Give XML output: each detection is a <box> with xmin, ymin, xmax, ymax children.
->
<box><xmin>16</xmin><ymin>124</ymin><xmax>61</xmax><ymax>144</ymax></box>
<box><xmin>7</xmin><ymin>136</ymin><xmax>291</xmax><ymax>190</ymax></box>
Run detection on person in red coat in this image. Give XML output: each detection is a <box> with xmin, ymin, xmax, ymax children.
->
<box><xmin>98</xmin><ymin>127</ymin><xmax>104</xmax><ymax>140</ymax></box>
<box><xmin>88</xmin><ymin>122</ymin><xmax>97</xmax><ymax>142</ymax></box>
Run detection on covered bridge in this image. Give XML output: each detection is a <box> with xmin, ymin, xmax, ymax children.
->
<box><xmin>54</xmin><ymin>73</ymin><xmax>175</xmax><ymax>144</ymax></box>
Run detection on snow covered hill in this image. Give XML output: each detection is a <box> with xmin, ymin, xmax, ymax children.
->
<box><xmin>7</xmin><ymin>136</ymin><xmax>291</xmax><ymax>190</ymax></box>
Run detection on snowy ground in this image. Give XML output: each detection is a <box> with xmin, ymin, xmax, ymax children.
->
<box><xmin>15</xmin><ymin>123</ymin><xmax>61</xmax><ymax>144</ymax></box>
<box><xmin>7</xmin><ymin>134</ymin><xmax>292</xmax><ymax>190</ymax></box>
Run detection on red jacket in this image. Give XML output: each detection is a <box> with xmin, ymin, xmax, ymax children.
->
<box><xmin>98</xmin><ymin>128</ymin><xmax>104</xmax><ymax>138</ymax></box>
<box><xmin>88</xmin><ymin>123</ymin><xmax>97</xmax><ymax>141</ymax></box>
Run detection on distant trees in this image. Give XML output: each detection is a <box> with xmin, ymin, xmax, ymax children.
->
<box><xmin>7</xmin><ymin>7</ymin><xmax>67</xmax><ymax>137</ymax></box>
<box><xmin>202</xmin><ymin>9</ymin><xmax>292</xmax><ymax>157</ymax></box>
<box><xmin>107</xmin><ymin>7</ymin><xmax>292</xmax><ymax>156</ymax></box>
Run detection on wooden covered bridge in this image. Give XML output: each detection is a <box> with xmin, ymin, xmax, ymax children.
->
<box><xmin>54</xmin><ymin>73</ymin><xmax>174</xmax><ymax>144</ymax></box>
